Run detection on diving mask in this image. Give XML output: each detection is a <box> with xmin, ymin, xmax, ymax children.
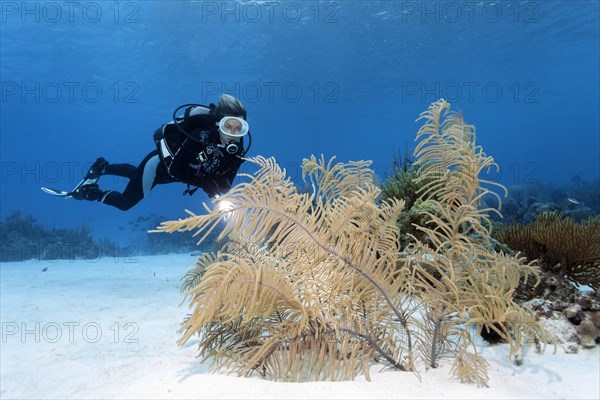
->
<box><xmin>218</xmin><ymin>116</ymin><xmax>249</xmax><ymax>155</ymax></box>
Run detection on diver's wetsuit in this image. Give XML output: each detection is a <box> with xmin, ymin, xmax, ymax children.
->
<box><xmin>98</xmin><ymin>106</ymin><xmax>244</xmax><ymax>211</ymax></box>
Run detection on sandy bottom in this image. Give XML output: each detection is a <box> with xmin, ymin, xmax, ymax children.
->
<box><xmin>1</xmin><ymin>254</ymin><xmax>598</xmax><ymax>399</ymax></box>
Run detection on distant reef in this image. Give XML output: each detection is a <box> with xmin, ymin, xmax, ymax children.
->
<box><xmin>0</xmin><ymin>210</ymin><xmax>223</xmax><ymax>263</ymax></box>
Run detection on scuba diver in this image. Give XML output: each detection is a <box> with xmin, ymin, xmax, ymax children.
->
<box><xmin>69</xmin><ymin>94</ymin><xmax>251</xmax><ymax>211</ymax></box>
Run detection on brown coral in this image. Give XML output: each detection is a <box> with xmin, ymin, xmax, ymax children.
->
<box><xmin>495</xmin><ymin>212</ymin><xmax>600</xmax><ymax>289</ymax></box>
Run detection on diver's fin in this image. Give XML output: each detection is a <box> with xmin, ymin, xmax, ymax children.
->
<box><xmin>41</xmin><ymin>186</ymin><xmax>73</xmax><ymax>198</ymax></box>
<box><xmin>41</xmin><ymin>176</ymin><xmax>99</xmax><ymax>199</ymax></box>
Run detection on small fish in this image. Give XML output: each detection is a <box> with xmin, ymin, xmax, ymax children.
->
<box><xmin>42</xmin><ymin>267</ymin><xmax>48</xmax><ymax>272</ymax></box>
<box><xmin>567</xmin><ymin>198</ymin><xmax>580</xmax><ymax>205</ymax></box>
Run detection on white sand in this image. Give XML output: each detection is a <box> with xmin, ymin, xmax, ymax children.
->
<box><xmin>1</xmin><ymin>254</ymin><xmax>599</xmax><ymax>399</ymax></box>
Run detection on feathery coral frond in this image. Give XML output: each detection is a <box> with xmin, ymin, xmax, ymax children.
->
<box><xmin>408</xmin><ymin>99</ymin><xmax>550</xmax><ymax>385</ymax></box>
<box><xmin>157</xmin><ymin>100</ymin><xmax>550</xmax><ymax>385</ymax></box>
<box><xmin>156</xmin><ymin>154</ymin><xmax>415</xmax><ymax>380</ymax></box>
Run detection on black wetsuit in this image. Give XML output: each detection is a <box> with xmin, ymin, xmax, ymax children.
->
<box><xmin>98</xmin><ymin>106</ymin><xmax>244</xmax><ymax>211</ymax></box>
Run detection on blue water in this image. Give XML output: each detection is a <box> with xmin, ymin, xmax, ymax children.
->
<box><xmin>1</xmin><ymin>0</ymin><xmax>599</xmax><ymax>242</ymax></box>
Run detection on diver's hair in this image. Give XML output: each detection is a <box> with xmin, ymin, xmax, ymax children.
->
<box><xmin>216</xmin><ymin>94</ymin><xmax>247</xmax><ymax>120</ymax></box>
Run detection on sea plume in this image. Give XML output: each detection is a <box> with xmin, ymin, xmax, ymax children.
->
<box><xmin>154</xmin><ymin>100</ymin><xmax>552</xmax><ymax>385</ymax></box>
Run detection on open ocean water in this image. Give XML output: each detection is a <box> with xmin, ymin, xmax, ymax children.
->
<box><xmin>1</xmin><ymin>0</ymin><xmax>598</xmax><ymax>254</ymax></box>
